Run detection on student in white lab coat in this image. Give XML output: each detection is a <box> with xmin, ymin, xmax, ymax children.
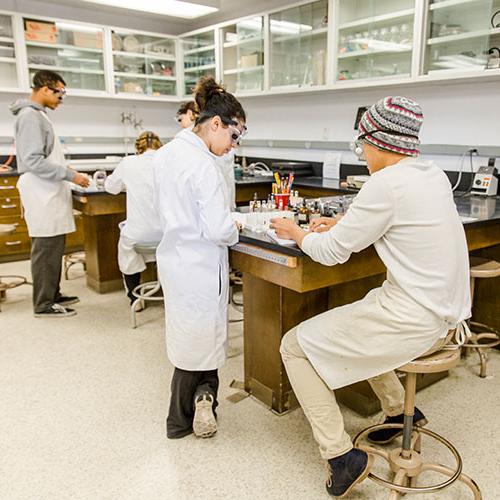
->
<box><xmin>10</xmin><ymin>70</ymin><xmax>90</xmax><ymax>318</ymax></box>
<box><xmin>104</xmin><ymin>131</ymin><xmax>163</xmax><ymax>304</ymax></box>
<box><xmin>175</xmin><ymin>100</ymin><xmax>237</xmax><ymax>211</ymax></box>
<box><xmin>154</xmin><ymin>76</ymin><xmax>246</xmax><ymax>439</ymax></box>
<box><xmin>271</xmin><ymin>97</ymin><xmax>471</xmax><ymax>498</ymax></box>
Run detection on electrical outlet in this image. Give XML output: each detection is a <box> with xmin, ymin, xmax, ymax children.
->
<box><xmin>322</xmin><ymin>127</ymin><xmax>329</xmax><ymax>140</ymax></box>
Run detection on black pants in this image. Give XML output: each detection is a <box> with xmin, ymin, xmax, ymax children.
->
<box><xmin>166</xmin><ymin>368</ymin><xmax>219</xmax><ymax>439</ymax></box>
<box><xmin>31</xmin><ymin>234</ymin><xmax>65</xmax><ymax>313</ymax></box>
<box><xmin>123</xmin><ymin>272</ymin><xmax>141</xmax><ymax>303</ymax></box>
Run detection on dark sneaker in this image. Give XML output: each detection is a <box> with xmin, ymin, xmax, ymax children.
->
<box><xmin>55</xmin><ymin>294</ymin><xmax>80</xmax><ymax>307</ymax></box>
<box><xmin>34</xmin><ymin>304</ymin><xmax>77</xmax><ymax>318</ymax></box>
<box><xmin>326</xmin><ymin>448</ymin><xmax>373</xmax><ymax>497</ymax></box>
<box><xmin>367</xmin><ymin>407</ymin><xmax>428</xmax><ymax>444</ymax></box>
<box><xmin>193</xmin><ymin>393</ymin><xmax>217</xmax><ymax>438</ymax></box>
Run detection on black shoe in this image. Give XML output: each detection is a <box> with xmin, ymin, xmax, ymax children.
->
<box><xmin>367</xmin><ymin>407</ymin><xmax>428</xmax><ymax>444</ymax></box>
<box><xmin>34</xmin><ymin>304</ymin><xmax>77</xmax><ymax>318</ymax></box>
<box><xmin>55</xmin><ymin>294</ymin><xmax>80</xmax><ymax>307</ymax></box>
<box><xmin>326</xmin><ymin>448</ymin><xmax>373</xmax><ymax>497</ymax></box>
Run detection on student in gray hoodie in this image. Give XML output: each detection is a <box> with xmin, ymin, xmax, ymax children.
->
<box><xmin>10</xmin><ymin>70</ymin><xmax>90</xmax><ymax>318</ymax></box>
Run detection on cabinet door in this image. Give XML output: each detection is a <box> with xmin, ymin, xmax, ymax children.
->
<box><xmin>24</xmin><ymin>18</ymin><xmax>106</xmax><ymax>92</ymax></box>
<box><xmin>424</xmin><ymin>0</ymin><xmax>500</xmax><ymax>75</ymax></box>
<box><xmin>270</xmin><ymin>0</ymin><xmax>329</xmax><ymax>89</ymax></box>
<box><xmin>336</xmin><ymin>0</ymin><xmax>416</xmax><ymax>81</ymax></box>
<box><xmin>112</xmin><ymin>29</ymin><xmax>177</xmax><ymax>97</ymax></box>
<box><xmin>221</xmin><ymin>16</ymin><xmax>264</xmax><ymax>93</ymax></box>
<box><xmin>182</xmin><ymin>30</ymin><xmax>216</xmax><ymax>97</ymax></box>
<box><xmin>0</xmin><ymin>14</ymin><xmax>18</xmax><ymax>89</ymax></box>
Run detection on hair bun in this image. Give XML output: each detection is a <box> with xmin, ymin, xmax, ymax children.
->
<box><xmin>194</xmin><ymin>76</ymin><xmax>225</xmax><ymax>112</ymax></box>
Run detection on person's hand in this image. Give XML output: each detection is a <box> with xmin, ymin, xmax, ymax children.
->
<box><xmin>73</xmin><ymin>172</ymin><xmax>90</xmax><ymax>188</ymax></box>
<box><xmin>235</xmin><ymin>221</ymin><xmax>243</xmax><ymax>231</ymax></box>
<box><xmin>309</xmin><ymin>215</ymin><xmax>342</xmax><ymax>233</ymax></box>
<box><xmin>269</xmin><ymin>217</ymin><xmax>307</xmax><ymax>244</ymax></box>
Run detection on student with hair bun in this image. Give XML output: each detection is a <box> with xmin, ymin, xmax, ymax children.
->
<box><xmin>105</xmin><ymin>131</ymin><xmax>163</xmax><ymax>304</ymax></box>
<box><xmin>154</xmin><ymin>77</ymin><xmax>246</xmax><ymax>439</ymax></box>
<box><xmin>175</xmin><ymin>100</ymin><xmax>198</xmax><ymax>129</ymax></box>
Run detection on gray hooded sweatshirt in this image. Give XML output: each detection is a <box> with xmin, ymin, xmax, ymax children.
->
<box><xmin>10</xmin><ymin>99</ymin><xmax>75</xmax><ymax>182</ymax></box>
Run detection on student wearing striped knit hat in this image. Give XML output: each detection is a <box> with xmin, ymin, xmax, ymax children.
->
<box><xmin>270</xmin><ymin>96</ymin><xmax>470</xmax><ymax>497</ymax></box>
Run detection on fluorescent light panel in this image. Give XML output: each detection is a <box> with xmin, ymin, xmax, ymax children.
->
<box><xmin>81</xmin><ymin>0</ymin><xmax>218</xmax><ymax>19</ymax></box>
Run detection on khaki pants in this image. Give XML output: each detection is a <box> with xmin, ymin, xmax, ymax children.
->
<box><xmin>281</xmin><ymin>328</ymin><xmax>451</xmax><ymax>460</ymax></box>
<box><xmin>280</xmin><ymin>327</ymin><xmax>406</xmax><ymax>460</ymax></box>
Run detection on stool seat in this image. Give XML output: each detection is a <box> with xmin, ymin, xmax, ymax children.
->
<box><xmin>469</xmin><ymin>257</ymin><xmax>500</xmax><ymax>279</ymax></box>
<box><xmin>398</xmin><ymin>348</ymin><xmax>461</xmax><ymax>374</ymax></box>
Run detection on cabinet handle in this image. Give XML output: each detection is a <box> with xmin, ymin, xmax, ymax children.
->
<box><xmin>5</xmin><ymin>240</ymin><xmax>21</xmax><ymax>246</ymax></box>
<box><xmin>1</xmin><ymin>204</ymin><xmax>17</xmax><ymax>209</ymax></box>
<box><xmin>0</xmin><ymin>185</ymin><xmax>15</xmax><ymax>190</ymax></box>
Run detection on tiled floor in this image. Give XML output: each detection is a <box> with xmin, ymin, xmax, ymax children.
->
<box><xmin>0</xmin><ymin>259</ymin><xmax>498</xmax><ymax>500</ymax></box>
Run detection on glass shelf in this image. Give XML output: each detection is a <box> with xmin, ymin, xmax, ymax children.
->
<box><xmin>221</xmin><ymin>17</ymin><xmax>264</xmax><ymax>93</ymax></box>
<box><xmin>181</xmin><ymin>30</ymin><xmax>216</xmax><ymax>96</ymax></box>
<box><xmin>424</xmin><ymin>0</ymin><xmax>500</xmax><ymax>73</ymax></box>
<box><xmin>270</xmin><ymin>0</ymin><xmax>328</xmax><ymax>88</ymax></box>
<box><xmin>112</xmin><ymin>30</ymin><xmax>177</xmax><ymax>97</ymax></box>
<box><xmin>23</xmin><ymin>18</ymin><xmax>105</xmax><ymax>91</ymax></box>
<box><xmin>0</xmin><ymin>14</ymin><xmax>17</xmax><ymax>88</ymax></box>
<box><xmin>336</xmin><ymin>0</ymin><xmax>415</xmax><ymax>81</ymax></box>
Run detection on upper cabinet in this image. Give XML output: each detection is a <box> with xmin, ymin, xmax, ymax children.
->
<box><xmin>23</xmin><ymin>17</ymin><xmax>106</xmax><ymax>92</ymax></box>
<box><xmin>0</xmin><ymin>14</ymin><xmax>18</xmax><ymax>89</ymax></box>
<box><xmin>423</xmin><ymin>0</ymin><xmax>500</xmax><ymax>75</ymax></box>
<box><xmin>181</xmin><ymin>29</ymin><xmax>217</xmax><ymax>97</ymax></box>
<box><xmin>221</xmin><ymin>16</ymin><xmax>265</xmax><ymax>94</ymax></box>
<box><xmin>336</xmin><ymin>0</ymin><xmax>416</xmax><ymax>82</ymax></box>
<box><xmin>269</xmin><ymin>0</ymin><xmax>329</xmax><ymax>89</ymax></box>
<box><xmin>111</xmin><ymin>29</ymin><xmax>177</xmax><ymax>98</ymax></box>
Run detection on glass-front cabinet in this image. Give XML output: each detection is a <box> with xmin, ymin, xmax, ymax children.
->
<box><xmin>181</xmin><ymin>30</ymin><xmax>216</xmax><ymax>97</ymax></box>
<box><xmin>221</xmin><ymin>16</ymin><xmax>264</xmax><ymax>93</ymax></box>
<box><xmin>23</xmin><ymin>17</ymin><xmax>106</xmax><ymax>92</ymax></box>
<box><xmin>336</xmin><ymin>0</ymin><xmax>415</xmax><ymax>82</ymax></box>
<box><xmin>0</xmin><ymin>14</ymin><xmax>18</xmax><ymax>89</ymax></box>
<box><xmin>112</xmin><ymin>29</ymin><xmax>177</xmax><ymax>97</ymax></box>
<box><xmin>424</xmin><ymin>0</ymin><xmax>500</xmax><ymax>74</ymax></box>
<box><xmin>270</xmin><ymin>0</ymin><xmax>329</xmax><ymax>89</ymax></box>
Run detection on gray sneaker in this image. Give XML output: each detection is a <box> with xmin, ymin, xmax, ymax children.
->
<box><xmin>193</xmin><ymin>393</ymin><xmax>217</xmax><ymax>438</ymax></box>
<box><xmin>34</xmin><ymin>304</ymin><xmax>77</xmax><ymax>318</ymax></box>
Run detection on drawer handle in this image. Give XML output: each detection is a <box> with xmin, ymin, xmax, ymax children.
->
<box><xmin>1</xmin><ymin>204</ymin><xmax>17</xmax><ymax>209</ymax></box>
<box><xmin>0</xmin><ymin>185</ymin><xmax>15</xmax><ymax>190</ymax></box>
<box><xmin>5</xmin><ymin>240</ymin><xmax>21</xmax><ymax>246</ymax></box>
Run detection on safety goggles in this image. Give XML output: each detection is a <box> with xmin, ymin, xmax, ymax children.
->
<box><xmin>174</xmin><ymin>115</ymin><xmax>183</xmax><ymax>124</ymax></box>
<box><xmin>350</xmin><ymin>135</ymin><xmax>366</xmax><ymax>161</ymax></box>
<box><xmin>49</xmin><ymin>87</ymin><xmax>67</xmax><ymax>98</ymax></box>
<box><xmin>228</xmin><ymin>124</ymin><xmax>247</xmax><ymax>145</ymax></box>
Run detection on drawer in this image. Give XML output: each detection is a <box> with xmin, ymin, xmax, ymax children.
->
<box><xmin>0</xmin><ymin>175</ymin><xmax>20</xmax><ymax>192</ymax></box>
<box><xmin>0</xmin><ymin>231</ymin><xmax>30</xmax><ymax>256</ymax></box>
<box><xmin>0</xmin><ymin>196</ymin><xmax>22</xmax><ymax>216</ymax></box>
<box><xmin>0</xmin><ymin>214</ymin><xmax>27</xmax><ymax>232</ymax></box>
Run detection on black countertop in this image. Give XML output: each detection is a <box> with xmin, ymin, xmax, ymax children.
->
<box><xmin>237</xmin><ymin>194</ymin><xmax>500</xmax><ymax>257</ymax></box>
<box><xmin>236</xmin><ymin>175</ymin><xmax>358</xmax><ymax>193</ymax></box>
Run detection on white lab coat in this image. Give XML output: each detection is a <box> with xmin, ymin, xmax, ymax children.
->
<box><xmin>104</xmin><ymin>150</ymin><xmax>162</xmax><ymax>275</ymax></box>
<box><xmin>17</xmin><ymin>113</ymin><xmax>75</xmax><ymax>237</ymax></box>
<box><xmin>153</xmin><ymin>129</ymin><xmax>239</xmax><ymax>371</ymax></box>
<box><xmin>298</xmin><ymin>157</ymin><xmax>471</xmax><ymax>390</ymax></box>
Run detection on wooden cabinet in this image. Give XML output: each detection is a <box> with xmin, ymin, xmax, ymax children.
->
<box><xmin>0</xmin><ymin>174</ymin><xmax>84</xmax><ymax>263</ymax></box>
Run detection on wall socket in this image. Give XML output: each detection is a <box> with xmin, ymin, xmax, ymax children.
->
<box><xmin>322</xmin><ymin>127</ymin><xmax>330</xmax><ymax>140</ymax></box>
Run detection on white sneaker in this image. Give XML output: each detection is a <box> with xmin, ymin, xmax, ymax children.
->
<box><xmin>34</xmin><ymin>303</ymin><xmax>77</xmax><ymax>318</ymax></box>
<box><xmin>193</xmin><ymin>394</ymin><xmax>217</xmax><ymax>438</ymax></box>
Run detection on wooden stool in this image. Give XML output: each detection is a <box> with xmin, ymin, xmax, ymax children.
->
<box><xmin>464</xmin><ymin>257</ymin><xmax>500</xmax><ymax>377</ymax></box>
<box><xmin>354</xmin><ymin>347</ymin><xmax>482</xmax><ymax>499</ymax></box>
<box><xmin>63</xmin><ymin>251</ymin><xmax>87</xmax><ymax>280</ymax></box>
<box><xmin>131</xmin><ymin>243</ymin><xmax>162</xmax><ymax>329</ymax></box>
<box><xmin>0</xmin><ymin>223</ymin><xmax>29</xmax><ymax>312</ymax></box>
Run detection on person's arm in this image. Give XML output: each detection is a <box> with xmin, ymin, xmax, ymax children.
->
<box><xmin>301</xmin><ymin>176</ymin><xmax>395</xmax><ymax>266</ymax></box>
<box><xmin>193</xmin><ymin>162</ymin><xmax>239</xmax><ymax>246</ymax></box>
<box><xmin>16</xmin><ymin>111</ymin><xmax>75</xmax><ymax>182</ymax></box>
<box><xmin>104</xmin><ymin>159</ymin><xmax>126</xmax><ymax>194</ymax></box>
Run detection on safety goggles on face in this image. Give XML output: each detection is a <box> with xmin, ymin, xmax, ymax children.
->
<box><xmin>48</xmin><ymin>87</ymin><xmax>67</xmax><ymax>99</ymax></box>
<box><xmin>174</xmin><ymin>115</ymin><xmax>183</xmax><ymax>124</ymax></box>
<box><xmin>351</xmin><ymin>129</ymin><xmax>419</xmax><ymax>160</ymax></box>
<box><xmin>227</xmin><ymin>124</ymin><xmax>247</xmax><ymax>145</ymax></box>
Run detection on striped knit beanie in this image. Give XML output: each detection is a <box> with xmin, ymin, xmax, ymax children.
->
<box><xmin>358</xmin><ymin>96</ymin><xmax>423</xmax><ymax>157</ymax></box>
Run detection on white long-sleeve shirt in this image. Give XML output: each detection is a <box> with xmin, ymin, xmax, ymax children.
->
<box><xmin>104</xmin><ymin>150</ymin><xmax>162</xmax><ymax>243</ymax></box>
<box><xmin>302</xmin><ymin>157</ymin><xmax>471</xmax><ymax>326</ymax></box>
